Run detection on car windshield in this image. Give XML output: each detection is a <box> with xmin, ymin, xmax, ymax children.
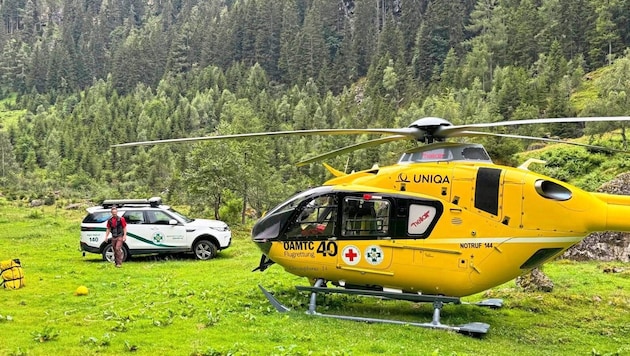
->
<box><xmin>168</xmin><ymin>208</ymin><xmax>194</xmax><ymax>223</ymax></box>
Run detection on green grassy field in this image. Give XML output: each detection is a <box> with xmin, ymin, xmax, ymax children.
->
<box><xmin>0</xmin><ymin>200</ymin><xmax>629</xmax><ymax>356</ymax></box>
<box><xmin>0</xmin><ymin>95</ymin><xmax>25</xmax><ymax>131</ymax></box>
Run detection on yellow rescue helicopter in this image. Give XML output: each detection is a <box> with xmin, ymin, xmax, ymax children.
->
<box><xmin>115</xmin><ymin>116</ymin><xmax>630</xmax><ymax>336</ymax></box>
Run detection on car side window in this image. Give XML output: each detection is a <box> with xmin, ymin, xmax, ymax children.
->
<box><xmin>123</xmin><ymin>210</ymin><xmax>145</xmax><ymax>224</ymax></box>
<box><xmin>146</xmin><ymin>210</ymin><xmax>172</xmax><ymax>225</ymax></box>
<box><xmin>82</xmin><ymin>211</ymin><xmax>111</xmax><ymax>223</ymax></box>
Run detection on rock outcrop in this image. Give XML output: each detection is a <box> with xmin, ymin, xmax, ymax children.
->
<box><xmin>516</xmin><ymin>267</ymin><xmax>554</xmax><ymax>292</ymax></box>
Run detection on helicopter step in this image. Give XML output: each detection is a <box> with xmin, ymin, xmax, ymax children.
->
<box><xmin>259</xmin><ymin>279</ymin><xmax>502</xmax><ymax>337</ymax></box>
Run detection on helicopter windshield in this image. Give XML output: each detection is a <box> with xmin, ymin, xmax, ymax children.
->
<box><xmin>399</xmin><ymin>143</ymin><xmax>492</xmax><ymax>164</ymax></box>
<box><xmin>266</xmin><ymin>186</ymin><xmax>334</xmax><ymax>217</ymax></box>
<box><xmin>252</xmin><ymin>186</ymin><xmax>333</xmax><ymax>242</ymax></box>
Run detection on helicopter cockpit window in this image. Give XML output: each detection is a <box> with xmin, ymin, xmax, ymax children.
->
<box><xmin>461</xmin><ymin>146</ymin><xmax>491</xmax><ymax>161</ymax></box>
<box><xmin>407</xmin><ymin>204</ymin><xmax>438</xmax><ymax>235</ymax></box>
<box><xmin>285</xmin><ymin>195</ymin><xmax>337</xmax><ymax>239</ymax></box>
<box><xmin>403</xmin><ymin>149</ymin><xmax>453</xmax><ymax>163</ymax></box>
<box><xmin>342</xmin><ymin>197</ymin><xmax>390</xmax><ymax>237</ymax></box>
<box><xmin>398</xmin><ymin>144</ymin><xmax>493</xmax><ymax>164</ymax></box>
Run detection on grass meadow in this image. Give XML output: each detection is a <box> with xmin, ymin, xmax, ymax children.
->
<box><xmin>0</xmin><ymin>199</ymin><xmax>629</xmax><ymax>356</ymax></box>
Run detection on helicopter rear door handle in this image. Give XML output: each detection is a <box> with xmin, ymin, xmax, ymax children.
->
<box><xmin>450</xmin><ymin>208</ymin><xmax>462</xmax><ymax>213</ymax></box>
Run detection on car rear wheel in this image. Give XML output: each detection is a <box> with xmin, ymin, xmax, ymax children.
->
<box><xmin>102</xmin><ymin>243</ymin><xmax>129</xmax><ymax>263</ymax></box>
<box><xmin>193</xmin><ymin>239</ymin><xmax>218</xmax><ymax>260</ymax></box>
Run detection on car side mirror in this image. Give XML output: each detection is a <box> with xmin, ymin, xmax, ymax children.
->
<box><xmin>169</xmin><ymin>219</ymin><xmax>178</xmax><ymax>225</ymax></box>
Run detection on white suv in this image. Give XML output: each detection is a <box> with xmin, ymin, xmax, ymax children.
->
<box><xmin>80</xmin><ymin>197</ymin><xmax>231</xmax><ymax>262</ymax></box>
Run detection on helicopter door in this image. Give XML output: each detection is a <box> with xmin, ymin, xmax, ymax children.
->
<box><xmin>499</xmin><ymin>168</ymin><xmax>525</xmax><ymax>228</ymax></box>
<box><xmin>474</xmin><ymin>167</ymin><xmax>526</xmax><ymax>226</ymax></box>
<box><xmin>451</xmin><ymin>166</ymin><xmax>505</xmax><ymax>221</ymax></box>
<box><xmin>450</xmin><ymin>166</ymin><xmax>476</xmax><ymax>210</ymax></box>
<box><xmin>336</xmin><ymin>196</ymin><xmax>393</xmax><ymax>270</ymax></box>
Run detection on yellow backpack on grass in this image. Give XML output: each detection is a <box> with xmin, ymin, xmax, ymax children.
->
<box><xmin>1</xmin><ymin>259</ymin><xmax>25</xmax><ymax>290</ymax></box>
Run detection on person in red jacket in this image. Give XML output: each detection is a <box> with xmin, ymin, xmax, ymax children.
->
<box><xmin>104</xmin><ymin>207</ymin><xmax>127</xmax><ymax>267</ymax></box>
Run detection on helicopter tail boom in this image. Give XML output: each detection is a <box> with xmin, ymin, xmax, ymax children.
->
<box><xmin>593</xmin><ymin>193</ymin><xmax>630</xmax><ymax>232</ymax></box>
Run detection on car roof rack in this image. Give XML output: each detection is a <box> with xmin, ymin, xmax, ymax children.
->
<box><xmin>102</xmin><ymin>197</ymin><xmax>162</xmax><ymax>208</ymax></box>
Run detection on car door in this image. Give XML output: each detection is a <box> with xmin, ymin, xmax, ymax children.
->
<box><xmin>121</xmin><ymin>210</ymin><xmax>152</xmax><ymax>249</ymax></box>
<box><xmin>144</xmin><ymin>209</ymin><xmax>187</xmax><ymax>248</ymax></box>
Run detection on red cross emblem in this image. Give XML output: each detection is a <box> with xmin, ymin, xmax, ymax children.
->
<box><xmin>342</xmin><ymin>245</ymin><xmax>361</xmax><ymax>265</ymax></box>
<box><xmin>345</xmin><ymin>248</ymin><xmax>358</xmax><ymax>262</ymax></box>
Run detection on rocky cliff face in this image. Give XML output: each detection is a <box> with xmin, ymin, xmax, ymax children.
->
<box><xmin>562</xmin><ymin>172</ymin><xmax>630</xmax><ymax>262</ymax></box>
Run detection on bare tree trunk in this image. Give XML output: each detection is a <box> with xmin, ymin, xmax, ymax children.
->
<box><xmin>215</xmin><ymin>194</ymin><xmax>221</xmax><ymax>220</ymax></box>
<box><xmin>241</xmin><ymin>197</ymin><xmax>247</xmax><ymax>224</ymax></box>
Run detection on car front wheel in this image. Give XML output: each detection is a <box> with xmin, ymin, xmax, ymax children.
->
<box><xmin>193</xmin><ymin>239</ymin><xmax>218</xmax><ymax>260</ymax></box>
<box><xmin>102</xmin><ymin>243</ymin><xmax>129</xmax><ymax>263</ymax></box>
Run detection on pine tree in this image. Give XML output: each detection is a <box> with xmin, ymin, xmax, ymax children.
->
<box><xmin>0</xmin><ymin>131</ymin><xmax>20</xmax><ymax>185</ymax></box>
<box><xmin>505</xmin><ymin>0</ymin><xmax>541</xmax><ymax>67</ymax></box>
<box><xmin>399</xmin><ymin>0</ymin><xmax>428</xmax><ymax>65</ymax></box>
<box><xmin>412</xmin><ymin>0</ymin><xmax>468</xmax><ymax>85</ymax></box>
<box><xmin>0</xmin><ymin>38</ymin><xmax>29</xmax><ymax>93</ymax></box>
<box><xmin>330</xmin><ymin>18</ymin><xmax>357</xmax><ymax>94</ymax></box>
<box><xmin>254</xmin><ymin>1</ymin><xmax>283</xmax><ymax>80</ymax></box>
<box><xmin>540</xmin><ymin>0</ymin><xmax>595</xmax><ymax>61</ymax></box>
<box><xmin>168</xmin><ymin>24</ymin><xmax>193</xmax><ymax>74</ymax></box>
<box><xmin>297</xmin><ymin>3</ymin><xmax>328</xmax><ymax>83</ymax></box>
<box><xmin>588</xmin><ymin>0</ymin><xmax>623</xmax><ymax>68</ymax></box>
<box><xmin>440</xmin><ymin>48</ymin><xmax>460</xmax><ymax>90</ymax></box>
<box><xmin>352</xmin><ymin>0</ymin><xmax>379</xmax><ymax>77</ymax></box>
<box><xmin>464</xmin><ymin>0</ymin><xmax>508</xmax><ymax>90</ymax></box>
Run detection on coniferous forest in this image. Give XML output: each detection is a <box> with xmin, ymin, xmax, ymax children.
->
<box><xmin>1</xmin><ymin>0</ymin><xmax>630</xmax><ymax>223</ymax></box>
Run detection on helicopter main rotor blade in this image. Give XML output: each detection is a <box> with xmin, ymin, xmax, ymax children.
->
<box><xmin>296</xmin><ymin>135</ymin><xmax>410</xmax><ymax>167</ymax></box>
<box><xmin>438</xmin><ymin>116</ymin><xmax>630</xmax><ymax>138</ymax></box>
<box><xmin>458</xmin><ymin>131</ymin><xmax>630</xmax><ymax>153</ymax></box>
<box><xmin>111</xmin><ymin>128</ymin><xmax>418</xmax><ymax>147</ymax></box>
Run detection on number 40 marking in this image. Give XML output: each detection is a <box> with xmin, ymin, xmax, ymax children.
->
<box><xmin>316</xmin><ymin>241</ymin><xmax>338</xmax><ymax>256</ymax></box>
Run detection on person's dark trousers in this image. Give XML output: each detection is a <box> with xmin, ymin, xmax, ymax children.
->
<box><xmin>112</xmin><ymin>237</ymin><xmax>124</xmax><ymax>266</ymax></box>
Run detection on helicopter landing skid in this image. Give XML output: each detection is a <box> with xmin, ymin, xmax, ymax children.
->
<box><xmin>258</xmin><ymin>281</ymin><xmax>501</xmax><ymax>337</ymax></box>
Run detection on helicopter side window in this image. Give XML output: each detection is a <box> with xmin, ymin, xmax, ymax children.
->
<box><xmin>461</xmin><ymin>146</ymin><xmax>491</xmax><ymax>161</ymax></box>
<box><xmin>342</xmin><ymin>197</ymin><xmax>390</xmax><ymax>237</ymax></box>
<box><xmin>285</xmin><ymin>195</ymin><xmax>337</xmax><ymax>239</ymax></box>
<box><xmin>407</xmin><ymin>204</ymin><xmax>437</xmax><ymax>235</ymax></box>
<box><xmin>410</xmin><ymin>148</ymin><xmax>453</xmax><ymax>162</ymax></box>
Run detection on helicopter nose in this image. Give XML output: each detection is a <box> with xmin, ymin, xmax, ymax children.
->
<box><xmin>253</xmin><ymin>239</ymin><xmax>272</xmax><ymax>255</ymax></box>
<box><xmin>251</xmin><ymin>218</ymin><xmax>280</xmax><ymax>242</ymax></box>
<box><xmin>251</xmin><ymin>230</ymin><xmax>273</xmax><ymax>255</ymax></box>
<box><xmin>251</xmin><ymin>213</ymin><xmax>284</xmax><ymax>255</ymax></box>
